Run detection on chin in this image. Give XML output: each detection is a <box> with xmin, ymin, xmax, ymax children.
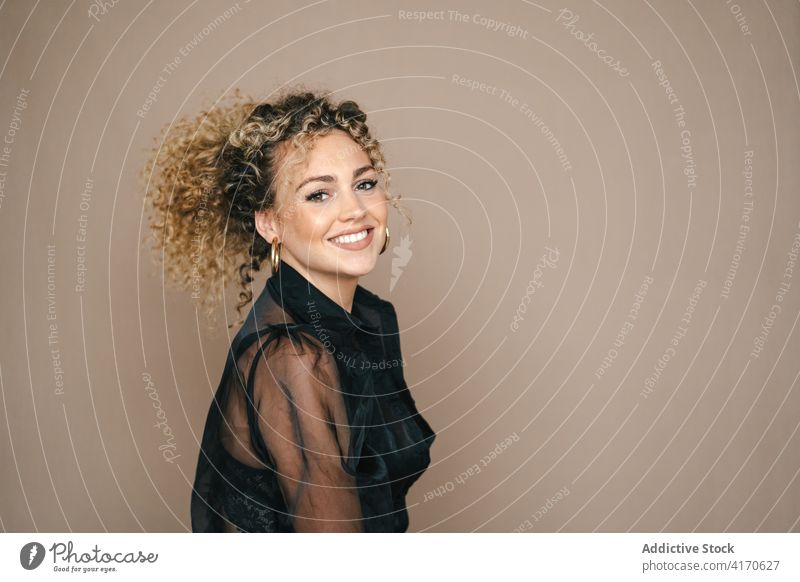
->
<box><xmin>324</xmin><ymin>255</ymin><xmax>377</xmax><ymax>278</ymax></box>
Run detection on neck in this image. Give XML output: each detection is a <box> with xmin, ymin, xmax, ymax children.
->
<box><xmin>283</xmin><ymin>257</ymin><xmax>358</xmax><ymax>313</ymax></box>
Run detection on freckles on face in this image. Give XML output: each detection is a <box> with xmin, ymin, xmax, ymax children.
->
<box><xmin>293</xmin><ymin>206</ymin><xmax>332</xmax><ymax>250</ymax></box>
<box><xmin>278</xmin><ymin>130</ymin><xmax>388</xmax><ymax>262</ymax></box>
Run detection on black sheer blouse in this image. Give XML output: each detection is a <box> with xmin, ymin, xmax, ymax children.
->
<box><xmin>190</xmin><ymin>258</ymin><xmax>436</xmax><ymax>532</ymax></box>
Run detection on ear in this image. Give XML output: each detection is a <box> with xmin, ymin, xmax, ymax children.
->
<box><xmin>254</xmin><ymin>209</ymin><xmax>280</xmax><ymax>244</ymax></box>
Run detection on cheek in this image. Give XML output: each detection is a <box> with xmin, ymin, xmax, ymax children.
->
<box><xmin>372</xmin><ymin>196</ymin><xmax>389</xmax><ymax>222</ymax></box>
<box><xmin>295</xmin><ymin>210</ymin><xmax>334</xmax><ymax>242</ymax></box>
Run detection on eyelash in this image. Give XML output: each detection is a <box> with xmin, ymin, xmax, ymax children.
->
<box><xmin>306</xmin><ymin>179</ymin><xmax>378</xmax><ymax>202</ymax></box>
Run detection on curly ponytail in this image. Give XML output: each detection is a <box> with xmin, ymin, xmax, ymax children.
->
<box><xmin>142</xmin><ymin>85</ymin><xmax>408</xmax><ymax>328</ymax></box>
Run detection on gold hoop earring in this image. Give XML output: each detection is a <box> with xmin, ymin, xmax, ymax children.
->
<box><xmin>270</xmin><ymin>236</ymin><xmax>281</xmax><ymax>274</ymax></box>
<box><xmin>379</xmin><ymin>226</ymin><xmax>390</xmax><ymax>255</ymax></box>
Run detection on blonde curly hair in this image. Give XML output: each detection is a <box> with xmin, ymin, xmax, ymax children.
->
<box><xmin>142</xmin><ymin>85</ymin><xmax>408</xmax><ymax>328</ymax></box>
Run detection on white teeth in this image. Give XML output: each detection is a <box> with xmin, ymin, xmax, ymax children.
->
<box><xmin>330</xmin><ymin>229</ymin><xmax>368</xmax><ymax>244</ymax></box>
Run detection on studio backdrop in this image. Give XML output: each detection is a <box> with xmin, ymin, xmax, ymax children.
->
<box><xmin>1</xmin><ymin>0</ymin><xmax>799</xmax><ymax>532</ymax></box>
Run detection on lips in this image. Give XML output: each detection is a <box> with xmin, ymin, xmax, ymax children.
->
<box><xmin>328</xmin><ymin>226</ymin><xmax>374</xmax><ymax>244</ymax></box>
<box><xmin>327</xmin><ymin>226</ymin><xmax>375</xmax><ymax>250</ymax></box>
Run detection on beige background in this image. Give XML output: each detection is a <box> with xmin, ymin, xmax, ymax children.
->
<box><xmin>1</xmin><ymin>0</ymin><xmax>799</xmax><ymax>532</ymax></box>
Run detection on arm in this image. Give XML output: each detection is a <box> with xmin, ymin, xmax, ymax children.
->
<box><xmin>250</xmin><ymin>329</ymin><xmax>364</xmax><ymax>532</ymax></box>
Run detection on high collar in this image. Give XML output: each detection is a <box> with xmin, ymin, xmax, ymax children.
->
<box><xmin>265</xmin><ymin>258</ymin><xmax>382</xmax><ymax>335</ymax></box>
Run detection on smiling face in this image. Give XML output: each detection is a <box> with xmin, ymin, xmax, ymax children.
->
<box><xmin>255</xmin><ymin>128</ymin><xmax>389</xmax><ymax>289</ymax></box>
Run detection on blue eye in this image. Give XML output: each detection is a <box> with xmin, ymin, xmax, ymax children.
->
<box><xmin>306</xmin><ymin>190</ymin><xmax>329</xmax><ymax>202</ymax></box>
<box><xmin>306</xmin><ymin>180</ymin><xmax>377</xmax><ymax>202</ymax></box>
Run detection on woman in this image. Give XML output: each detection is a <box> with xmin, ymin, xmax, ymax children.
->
<box><xmin>144</xmin><ymin>86</ymin><xmax>436</xmax><ymax>532</ymax></box>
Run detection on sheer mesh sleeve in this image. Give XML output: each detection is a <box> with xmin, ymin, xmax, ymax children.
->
<box><xmin>244</xmin><ymin>328</ymin><xmax>364</xmax><ymax>532</ymax></box>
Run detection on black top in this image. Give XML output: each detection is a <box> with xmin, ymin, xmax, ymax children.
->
<box><xmin>190</xmin><ymin>258</ymin><xmax>436</xmax><ymax>532</ymax></box>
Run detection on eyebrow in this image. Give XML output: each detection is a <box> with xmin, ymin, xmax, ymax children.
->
<box><xmin>294</xmin><ymin>165</ymin><xmax>375</xmax><ymax>193</ymax></box>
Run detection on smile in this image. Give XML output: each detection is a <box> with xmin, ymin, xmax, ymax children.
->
<box><xmin>328</xmin><ymin>227</ymin><xmax>375</xmax><ymax>250</ymax></box>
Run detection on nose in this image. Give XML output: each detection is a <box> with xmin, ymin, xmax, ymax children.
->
<box><xmin>338</xmin><ymin>185</ymin><xmax>368</xmax><ymax>221</ymax></box>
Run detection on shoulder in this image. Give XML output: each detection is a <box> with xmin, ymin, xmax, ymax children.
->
<box><xmin>242</xmin><ymin>324</ymin><xmax>339</xmax><ymax>385</ymax></box>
